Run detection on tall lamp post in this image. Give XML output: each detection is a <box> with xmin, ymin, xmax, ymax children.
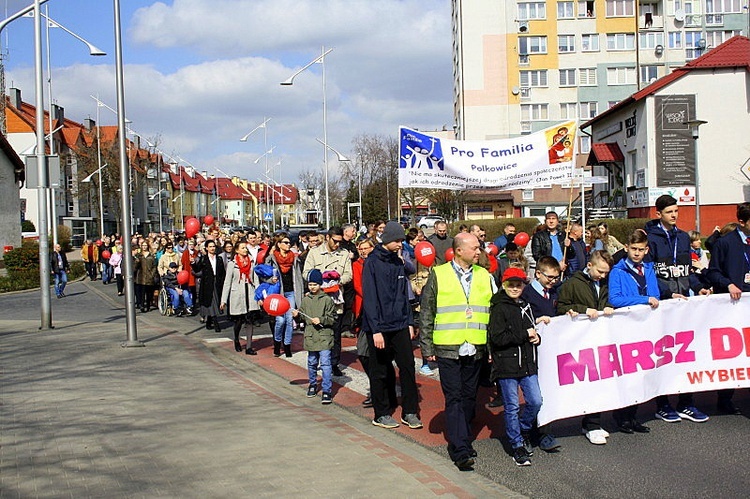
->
<box><xmin>316</xmin><ymin>138</ymin><xmax>352</xmax><ymax>223</ymax></box>
<box><xmin>281</xmin><ymin>46</ymin><xmax>333</xmax><ymax>229</ymax></box>
<box><xmin>686</xmin><ymin>119</ymin><xmax>707</xmax><ymax>234</ymax></box>
<box><xmin>253</xmin><ymin>146</ymin><xmax>276</xmax><ymax>230</ymax></box>
<box><xmin>240</xmin><ymin>117</ymin><xmax>271</xmax><ymax>227</ymax></box>
<box><xmin>36</xmin><ymin>8</ymin><xmax>106</xmax><ymax>245</ymax></box>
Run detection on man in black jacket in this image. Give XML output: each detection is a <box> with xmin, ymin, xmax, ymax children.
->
<box><xmin>361</xmin><ymin>221</ymin><xmax>421</xmax><ymax>430</ymax></box>
<box><xmin>531</xmin><ymin>211</ymin><xmax>573</xmax><ymax>272</ymax></box>
<box><xmin>50</xmin><ymin>243</ymin><xmax>70</xmax><ymax>298</ymax></box>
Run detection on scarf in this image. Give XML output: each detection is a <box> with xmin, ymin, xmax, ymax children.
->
<box><xmin>234</xmin><ymin>253</ymin><xmax>252</xmax><ymax>282</ymax></box>
<box><xmin>274</xmin><ymin>249</ymin><xmax>295</xmax><ymax>274</ymax></box>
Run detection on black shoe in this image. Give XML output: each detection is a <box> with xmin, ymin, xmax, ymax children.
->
<box><xmin>362</xmin><ymin>397</ymin><xmax>373</xmax><ymax>408</ymax></box>
<box><xmin>454</xmin><ymin>456</ymin><xmax>475</xmax><ymax>471</ymax></box>
<box><xmin>469</xmin><ymin>448</ymin><xmax>478</xmax><ymax>458</ymax></box>
<box><xmin>141</xmin><ymin>307</ymin><xmax>148</xmax><ymax>313</ymax></box>
<box><xmin>332</xmin><ymin>366</ymin><xmax>344</xmax><ymax>377</ymax></box>
<box><xmin>234</xmin><ymin>341</ymin><xmax>242</xmax><ymax>352</ymax></box>
<box><xmin>617</xmin><ymin>420</ymin><xmax>635</xmax><ymax>434</ymax></box>
<box><xmin>283</xmin><ymin>344</ymin><xmax>292</xmax><ymax>358</ymax></box>
<box><xmin>511</xmin><ymin>447</ymin><xmax>531</xmax><ymax>467</ymax></box>
<box><xmin>214</xmin><ymin>322</ymin><xmax>221</xmax><ymax>333</ymax></box>
<box><xmin>245</xmin><ymin>348</ymin><xmax>257</xmax><ymax>356</ymax></box>
<box><xmin>273</xmin><ymin>341</ymin><xmax>281</xmax><ymax>357</ymax></box>
<box><xmin>630</xmin><ymin>420</ymin><xmax>651</xmax><ymax>433</ymax></box>
<box><xmin>717</xmin><ymin>402</ymin><xmax>741</xmax><ymax>415</ymax></box>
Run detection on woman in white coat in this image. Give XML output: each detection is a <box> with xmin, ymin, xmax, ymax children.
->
<box><xmin>220</xmin><ymin>241</ymin><xmax>260</xmax><ymax>355</ymax></box>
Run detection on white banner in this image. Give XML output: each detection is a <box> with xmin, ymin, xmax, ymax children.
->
<box><xmin>398</xmin><ymin>121</ymin><xmax>577</xmax><ymax>190</ymax></box>
<box><xmin>536</xmin><ymin>294</ymin><xmax>750</xmax><ymax>426</ymax></box>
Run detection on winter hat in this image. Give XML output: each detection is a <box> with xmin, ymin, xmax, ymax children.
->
<box><xmin>502</xmin><ymin>267</ymin><xmax>528</xmax><ymax>283</ymax></box>
<box><xmin>381</xmin><ymin>221</ymin><xmax>405</xmax><ymax>245</ymax></box>
<box><xmin>308</xmin><ymin>269</ymin><xmax>323</xmax><ymax>285</ymax></box>
<box><xmin>169</xmin><ymin>262</ymin><xmax>178</xmax><ymax>269</ymax></box>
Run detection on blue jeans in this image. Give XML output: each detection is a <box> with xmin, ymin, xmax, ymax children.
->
<box><xmin>274</xmin><ymin>291</ymin><xmax>295</xmax><ymax>345</ymax></box>
<box><xmin>167</xmin><ymin>288</ymin><xmax>193</xmax><ymax>309</ymax></box>
<box><xmin>53</xmin><ymin>271</ymin><xmax>67</xmax><ymax>296</ymax></box>
<box><xmin>498</xmin><ymin>375</ymin><xmax>543</xmax><ymax>449</ymax></box>
<box><xmin>308</xmin><ymin>349</ymin><xmax>332</xmax><ymax>393</ymax></box>
<box><xmin>101</xmin><ymin>262</ymin><xmax>112</xmax><ymax>283</ymax></box>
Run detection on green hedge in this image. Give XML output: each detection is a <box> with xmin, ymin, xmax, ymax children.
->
<box><xmin>455</xmin><ymin>217</ymin><xmax>652</xmax><ymax>244</ymax></box>
<box><xmin>0</xmin><ymin>249</ymin><xmax>86</xmax><ymax>293</ymax></box>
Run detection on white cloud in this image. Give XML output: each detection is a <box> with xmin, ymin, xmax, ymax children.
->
<box><xmin>7</xmin><ymin>0</ymin><xmax>453</xmax><ymax>184</ymax></box>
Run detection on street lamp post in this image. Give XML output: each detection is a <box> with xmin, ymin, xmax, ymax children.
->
<box><xmin>38</xmin><ymin>7</ymin><xmax>106</xmax><ymax>245</ymax></box>
<box><xmin>686</xmin><ymin>119</ymin><xmax>708</xmax><ymax>234</ymax></box>
<box><xmin>253</xmin><ymin>146</ymin><xmax>275</xmax><ymax>230</ymax></box>
<box><xmin>240</xmin><ymin>117</ymin><xmax>272</xmax><ymax>228</ymax></box>
<box><xmin>316</xmin><ymin>138</ymin><xmax>352</xmax><ymax>224</ymax></box>
<box><xmin>281</xmin><ymin>47</ymin><xmax>333</xmax><ymax>229</ymax></box>
<box><xmin>113</xmin><ymin>0</ymin><xmax>141</xmax><ymax>346</ymax></box>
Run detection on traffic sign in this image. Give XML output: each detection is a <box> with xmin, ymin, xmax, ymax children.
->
<box><xmin>741</xmin><ymin>158</ymin><xmax>750</xmax><ymax>182</ymax></box>
<box><xmin>263</xmin><ymin>213</ymin><xmax>273</xmax><ymax>221</ymax></box>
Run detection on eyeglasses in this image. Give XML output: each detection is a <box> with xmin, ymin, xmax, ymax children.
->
<box><xmin>280</xmin><ymin>240</ymin><xmax>291</xmax><ymax>245</ymax></box>
<box><xmin>538</xmin><ymin>271</ymin><xmax>561</xmax><ymax>281</ymax></box>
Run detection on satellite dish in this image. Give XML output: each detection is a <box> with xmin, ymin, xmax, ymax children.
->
<box><xmin>511</xmin><ymin>86</ymin><xmax>521</xmax><ymax>95</ymax></box>
<box><xmin>674</xmin><ymin>9</ymin><xmax>685</xmax><ymax>22</ymax></box>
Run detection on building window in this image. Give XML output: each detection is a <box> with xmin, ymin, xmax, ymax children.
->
<box><xmin>521</xmin><ymin>103</ymin><xmax>549</xmax><ymax>121</ymax></box>
<box><xmin>605</xmin><ymin>0</ymin><xmax>634</xmax><ymax>17</ymax></box>
<box><xmin>559</xmin><ymin>68</ymin><xmax>576</xmax><ymax>86</ymax></box>
<box><xmin>560</xmin><ymin>102</ymin><xmax>577</xmax><ymax>119</ymax></box>
<box><xmin>668</xmin><ymin>31</ymin><xmax>682</xmax><ymax>48</ymax></box>
<box><xmin>685</xmin><ymin>31</ymin><xmax>704</xmax><ymax>59</ymax></box>
<box><xmin>709</xmin><ymin>0</ymin><xmax>742</xmax><ymax>13</ymax></box>
<box><xmin>67</xmin><ymin>175</ymin><xmax>74</xmax><ymax>190</ymax></box>
<box><xmin>607</xmin><ymin>33</ymin><xmax>635</xmax><ymax>51</ymax></box>
<box><xmin>520</xmin><ymin>121</ymin><xmax>532</xmax><ymax>133</ymax></box>
<box><xmin>557</xmin><ymin>1</ymin><xmax>574</xmax><ymax>19</ymax></box>
<box><xmin>639</xmin><ymin>32</ymin><xmax>664</xmax><ymax>49</ymax></box>
<box><xmin>705</xmin><ymin>30</ymin><xmax>742</xmax><ymax>47</ymax></box>
<box><xmin>640</xmin><ymin>65</ymin><xmax>659</xmax><ymax>84</ymax></box>
<box><xmin>578</xmin><ymin>0</ymin><xmax>595</xmax><ymax>17</ymax></box>
<box><xmin>578</xmin><ymin>67</ymin><xmax>597</xmax><ymax>86</ymax></box>
<box><xmin>581</xmin><ymin>34</ymin><xmax>600</xmax><ymax>51</ymax></box>
<box><xmin>519</xmin><ymin>36</ymin><xmax>548</xmax><ymax>54</ymax></box>
<box><xmin>579</xmin><ymin>135</ymin><xmax>591</xmax><ymax>154</ymax></box>
<box><xmin>522</xmin><ymin>190</ymin><xmax>535</xmax><ymax>201</ymax></box>
<box><xmin>579</xmin><ymin>101</ymin><xmax>598</xmax><ymax>119</ymax></box>
<box><xmin>518</xmin><ymin>2</ymin><xmax>547</xmax><ymax>20</ymax></box>
<box><xmin>519</xmin><ymin>54</ymin><xmax>530</xmax><ymax>65</ymax></box>
<box><xmin>558</xmin><ymin>35</ymin><xmax>576</xmax><ymax>53</ymax></box>
<box><xmin>608</xmin><ymin>100</ymin><xmax>620</xmax><ymax>108</ymax></box>
<box><xmin>67</xmin><ymin>201</ymin><xmax>74</xmax><ymax>213</ymax></box>
<box><xmin>520</xmin><ymin>70</ymin><xmax>548</xmax><ymax>87</ymax></box>
<box><xmin>520</xmin><ymin>87</ymin><xmax>532</xmax><ymax>100</ymax></box>
<box><xmin>606</xmin><ymin>66</ymin><xmax>636</xmax><ymax>85</ymax></box>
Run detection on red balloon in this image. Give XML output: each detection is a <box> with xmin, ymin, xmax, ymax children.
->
<box><xmin>96</xmin><ymin>239</ymin><xmax>102</xmax><ymax>245</ymax></box>
<box><xmin>203</xmin><ymin>215</ymin><xmax>215</xmax><ymax>226</ymax></box>
<box><xmin>256</xmin><ymin>249</ymin><xmax>267</xmax><ymax>264</ymax></box>
<box><xmin>514</xmin><ymin>232</ymin><xmax>530</xmax><ymax>248</ymax></box>
<box><xmin>176</xmin><ymin>270</ymin><xmax>190</xmax><ymax>285</ymax></box>
<box><xmin>486</xmin><ymin>243</ymin><xmax>499</xmax><ymax>256</ymax></box>
<box><xmin>185</xmin><ymin>217</ymin><xmax>201</xmax><ymax>238</ymax></box>
<box><xmin>101</xmin><ymin>250</ymin><xmax>111</xmax><ymax>259</ymax></box>
<box><xmin>444</xmin><ymin>248</ymin><xmax>455</xmax><ymax>261</ymax></box>
<box><xmin>414</xmin><ymin>241</ymin><xmax>436</xmax><ymax>267</ymax></box>
<box><xmin>488</xmin><ymin>254</ymin><xmax>498</xmax><ymax>273</ymax></box>
<box><xmin>263</xmin><ymin>294</ymin><xmax>290</xmax><ymax>316</ymax></box>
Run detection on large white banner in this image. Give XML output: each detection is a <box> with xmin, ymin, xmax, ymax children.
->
<box><xmin>536</xmin><ymin>294</ymin><xmax>750</xmax><ymax>426</ymax></box>
<box><xmin>398</xmin><ymin>121</ymin><xmax>577</xmax><ymax>190</ymax></box>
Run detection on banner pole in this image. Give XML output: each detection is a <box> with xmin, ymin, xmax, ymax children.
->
<box><xmin>562</xmin><ymin>181</ymin><xmax>575</xmax><ymax>263</ymax></box>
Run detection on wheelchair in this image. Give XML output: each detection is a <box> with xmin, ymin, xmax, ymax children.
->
<box><xmin>158</xmin><ymin>287</ymin><xmax>174</xmax><ymax>316</ymax></box>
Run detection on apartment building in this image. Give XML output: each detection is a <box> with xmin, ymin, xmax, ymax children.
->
<box><xmin>452</xmin><ymin>0</ymin><xmax>746</xmax><ymax>216</ymax></box>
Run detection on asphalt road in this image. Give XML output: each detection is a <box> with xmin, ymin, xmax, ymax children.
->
<box><xmin>4</xmin><ymin>279</ymin><xmax>750</xmax><ymax>498</ymax></box>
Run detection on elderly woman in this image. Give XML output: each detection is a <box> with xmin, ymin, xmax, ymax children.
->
<box><xmin>133</xmin><ymin>240</ymin><xmax>158</xmax><ymax>313</ymax></box>
<box><xmin>265</xmin><ymin>232</ymin><xmax>304</xmax><ymax>357</ymax></box>
<box><xmin>220</xmin><ymin>241</ymin><xmax>259</xmax><ymax>354</ymax></box>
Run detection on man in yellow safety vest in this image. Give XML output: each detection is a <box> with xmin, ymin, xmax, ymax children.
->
<box><xmin>420</xmin><ymin>232</ymin><xmax>497</xmax><ymax>471</ymax></box>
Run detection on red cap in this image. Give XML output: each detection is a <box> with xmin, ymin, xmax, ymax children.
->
<box><xmin>502</xmin><ymin>267</ymin><xmax>528</xmax><ymax>283</ymax></box>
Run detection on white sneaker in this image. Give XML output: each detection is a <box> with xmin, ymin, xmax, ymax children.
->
<box><xmin>583</xmin><ymin>428</ymin><xmax>607</xmax><ymax>445</ymax></box>
<box><xmin>419</xmin><ymin>364</ymin><xmax>434</xmax><ymax>376</ymax></box>
<box><xmin>599</xmin><ymin>428</ymin><xmax>610</xmax><ymax>438</ymax></box>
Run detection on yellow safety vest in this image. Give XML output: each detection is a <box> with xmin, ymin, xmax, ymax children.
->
<box><xmin>432</xmin><ymin>262</ymin><xmax>492</xmax><ymax>346</ymax></box>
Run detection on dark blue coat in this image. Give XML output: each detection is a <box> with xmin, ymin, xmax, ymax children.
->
<box><xmin>705</xmin><ymin>230</ymin><xmax>750</xmax><ymax>293</ymax></box>
<box><xmin>361</xmin><ymin>245</ymin><xmax>413</xmax><ymax>334</ymax></box>
<box><xmin>644</xmin><ymin>219</ymin><xmax>692</xmax><ymax>298</ymax></box>
<box><xmin>521</xmin><ymin>283</ymin><xmax>558</xmax><ymax>318</ymax></box>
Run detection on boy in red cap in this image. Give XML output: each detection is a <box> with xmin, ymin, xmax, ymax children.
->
<box><xmin>488</xmin><ymin>267</ymin><xmax>548</xmax><ymax>466</ymax></box>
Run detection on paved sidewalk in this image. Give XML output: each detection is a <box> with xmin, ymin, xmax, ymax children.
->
<box><xmin>0</xmin><ymin>281</ymin><xmax>515</xmax><ymax>498</ymax></box>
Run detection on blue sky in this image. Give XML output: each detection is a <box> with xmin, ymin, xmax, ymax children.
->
<box><xmin>3</xmin><ymin>0</ymin><xmax>454</xmax><ymax>184</ymax></box>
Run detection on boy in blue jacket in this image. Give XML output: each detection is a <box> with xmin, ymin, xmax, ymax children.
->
<box><xmin>608</xmin><ymin>229</ymin><xmax>656</xmax><ymax>434</ymax></box>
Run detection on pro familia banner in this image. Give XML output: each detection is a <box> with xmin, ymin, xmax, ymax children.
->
<box><xmin>398</xmin><ymin>121</ymin><xmax>577</xmax><ymax>190</ymax></box>
<box><xmin>536</xmin><ymin>294</ymin><xmax>750</xmax><ymax>426</ymax></box>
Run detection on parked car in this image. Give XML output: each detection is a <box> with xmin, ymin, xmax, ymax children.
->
<box><xmin>416</xmin><ymin>215</ymin><xmax>445</xmax><ymax>229</ymax></box>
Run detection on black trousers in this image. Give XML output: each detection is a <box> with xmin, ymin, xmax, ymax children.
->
<box><xmin>367</xmin><ymin>328</ymin><xmax>418</xmax><ymax>420</ymax></box>
<box><xmin>437</xmin><ymin>356</ymin><xmax>481</xmax><ymax>462</ymax></box>
<box><xmin>656</xmin><ymin>393</ymin><xmax>693</xmax><ymax>410</ymax></box>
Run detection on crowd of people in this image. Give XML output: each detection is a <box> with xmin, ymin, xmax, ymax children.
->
<box><xmin>55</xmin><ymin>196</ymin><xmax>749</xmax><ymax>471</ymax></box>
